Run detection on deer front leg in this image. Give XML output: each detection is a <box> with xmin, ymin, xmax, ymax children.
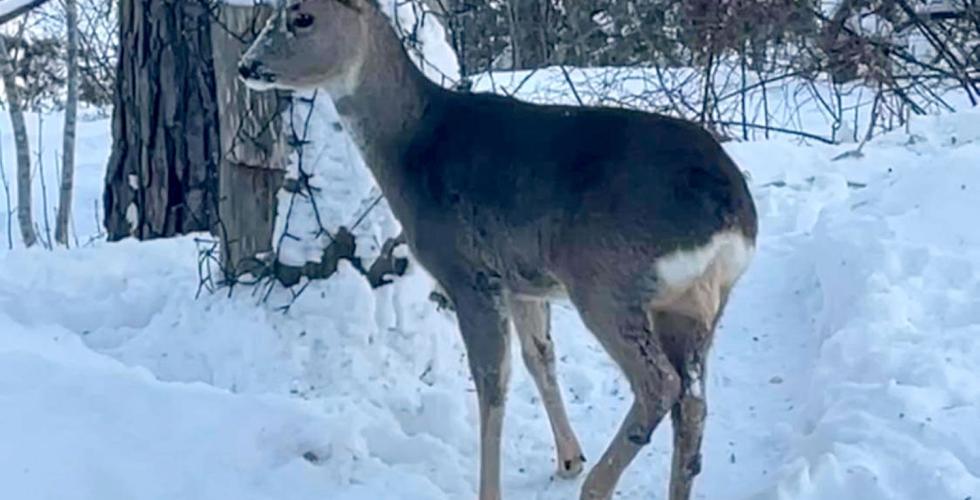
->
<box><xmin>450</xmin><ymin>282</ymin><xmax>513</xmax><ymax>500</ymax></box>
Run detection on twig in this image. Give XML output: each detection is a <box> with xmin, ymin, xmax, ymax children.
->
<box><xmin>350</xmin><ymin>193</ymin><xmax>384</xmax><ymax>232</ymax></box>
<box><xmin>0</xmin><ymin>126</ymin><xmax>12</xmax><ymax>249</ymax></box>
<box><xmin>559</xmin><ymin>65</ymin><xmax>583</xmax><ymax>106</ymax></box>
<box><xmin>37</xmin><ymin>116</ymin><xmax>52</xmax><ymax>249</ymax></box>
<box><xmin>710</xmin><ymin>120</ymin><xmax>836</xmax><ymax>144</ymax></box>
<box><xmin>739</xmin><ymin>47</ymin><xmax>748</xmax><ymax>140</ymax></box>
<box><xmin>894</xmin><ymin>0</ymin><xmax>979</xmax><ymax>104</ymax></box>
<box><xmin>758</xmin><ymin>68</ymin><xmax>771</xmax><ymax>139</ymax></box>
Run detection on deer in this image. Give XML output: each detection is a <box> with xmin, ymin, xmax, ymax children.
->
<box><xmin>238</xmin><ymin>1</ymin><xmax>758</xmax><ymax>499</ymax></box>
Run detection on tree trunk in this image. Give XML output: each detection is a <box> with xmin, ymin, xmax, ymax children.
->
<box><xmin>507</xmin><ymin>0</ymin><xmax>551</xmax><ymax>69</ymax></box>
<box><xmin>103</xmin><ymin>0</ymin><xmax>219</xmax><ymax>241</ymax></box>
<box><xmin>0</xmin><ymin>34</ymin><xmax>37</xmax><ymax>247</ymax></box>
<box><xmin>210</xmin><ymin>4</ymin><xmax>286</xmax><ymax>278</ymax></box>
<box><xmin>56</xmin><ymin>0</ymin><xmax>79</xmax><ymax>246</ymax></box>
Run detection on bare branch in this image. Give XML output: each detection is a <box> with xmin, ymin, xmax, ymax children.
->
<box><xmin>0</xmin><ymin>0</ymin><xmax>51</xmax><ymax>26</ymax></box>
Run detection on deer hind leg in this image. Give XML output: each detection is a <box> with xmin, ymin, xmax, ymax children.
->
<box><xmin>568</xmin><ymin>288</ymin><xmax>682</xmax><ymax>500</ymax></box>
<box><xmin>508</xmin><ymin>297</ymin><xmax>585</xmax><ymax>479</ymax></box>
<box><xmin>655</xmin><ymin>310</ymin><xmax>713</xmax><ymax>500</ymax></box>
<box><xmin>656</xmin><ymin>282</ymin><xmax>732</xmax><ymax>500</ymax></box>
<box><xmin>451</xmin><ymin>285</ymin><xmax>512</xmax><ymax>500</ymax></box>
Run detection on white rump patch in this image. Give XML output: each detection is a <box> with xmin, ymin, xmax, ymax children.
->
<box><xmin>654</xmin><ymin>230</ymin><xmax>755</xmax><ymax>290</ymax></box>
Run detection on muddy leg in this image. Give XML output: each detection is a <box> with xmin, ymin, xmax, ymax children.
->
<box><xmin>508</xmin><ymin>297</ymin><xmax>585</xmax><ymax>478</ymax></box>
<box><xmin>569</xmin><ymin>292</ymin><xmax>681</xmax><ymax>500</ymax></box>
<box><xmin>657</xmin><ymin>296</ymin><xmax>727</xmax><ymax>500</ymax></box>
<box><xmin>668</xmin><ymin>355</ymin><xmax>707</xmax><ymax>500</ymax></box>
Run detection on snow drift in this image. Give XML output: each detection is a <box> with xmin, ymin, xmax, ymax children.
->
<box><xmin>1</xmin><ymin>99</ymin><xmax>979</xmax><ymax>500</ymax></box>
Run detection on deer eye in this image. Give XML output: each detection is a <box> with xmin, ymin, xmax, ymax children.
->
<box><xmin>293</xmin><ymin>13</ymin><xmax>314</xmax><ymax>29</ymax></box>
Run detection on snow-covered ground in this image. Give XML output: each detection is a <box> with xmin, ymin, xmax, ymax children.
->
<box><xmin>2</xmin><ymin>101</ymin><xmax>979</xmax><ymax>500</ymax></box>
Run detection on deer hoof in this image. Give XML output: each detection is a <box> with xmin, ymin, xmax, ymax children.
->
<box><xmin>556</xmin><ymin>453</ymin><xmax>586</xmax><ymax>479</ymax></box>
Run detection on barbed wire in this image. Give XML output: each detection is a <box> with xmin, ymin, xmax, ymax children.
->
<box><xmin>193</xmin><ymin>0</ymin><xmax>452</xmax><ymax>307</ymax></box>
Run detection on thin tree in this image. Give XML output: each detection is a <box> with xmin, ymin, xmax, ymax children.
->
<box><xmin>55</xmin><ymin>0</ymin><xmax>78</xmax><ymax>246</ymax></box>
<box><xmin>0</xmin><ymin>28</ymin><xmax>38</xmax><ymax>247</ymax></box>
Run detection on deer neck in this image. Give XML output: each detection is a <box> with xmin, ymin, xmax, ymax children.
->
<box><xmin>329</xmin><ymin>10</ymin><xmax>442</xmax><ymax>189</ymax></box>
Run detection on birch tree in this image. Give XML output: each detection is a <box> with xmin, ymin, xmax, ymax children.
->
<box><xmin>0</xmin><ymin>30</ymin><xmax>37</xmax><ymax>247</ymax></box>
<box><xmin>55</xmin><ymin>0</ymin><xmax>78</xmax><ymax>245</ymax></box>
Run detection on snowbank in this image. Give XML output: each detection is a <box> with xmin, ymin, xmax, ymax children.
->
<box><xmin>0</xmin><ymin>238</ymin><xmax>474</xmax><ymax>500</ymax></box>
<box><xmin>1</xmin><ymin>92</ymin><xmax>978</xmax><ymax>499</ymax></box>
<box><xmin>0</xmin><ymin>318</ymin><xmax>339</xmax><ymax>500</ymax></box>
<box><xmin>743</xmin><ymin>110</ymin><xmax>980</xmax><ymax>499</ymax></box>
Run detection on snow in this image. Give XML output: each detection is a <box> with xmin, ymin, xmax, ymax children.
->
<box><xmin>0</xmin><ymin>110</ymin><xmax>109</xmax><ymax>249</ymax></box>
<box><xmin>379</xmin><ymin>0</ymin><xmax>459</xmax><ymax>85</ymax></box>
<box><xmin>731</xmin><ymin>109</ymin><xmax>980</xmax><ymax>500</ymax></box>
<box><xmin>2</xmin><ymin>101</ymin><xmax>979</xmax><ymax>499</ymax></box>
<box><xmin>0</xmin><ymin>319</ymin><xmax>334</xmax><ymax>500</ymax></box>
<box><xmin>0</xmin><ymin>0</ymin><xmax>42</xmax><ymax>20</ymax></box>
<box><xmin>273</xmin><ymin>93</ymin><xmax>376</xmax><ymax>267</ymax></box>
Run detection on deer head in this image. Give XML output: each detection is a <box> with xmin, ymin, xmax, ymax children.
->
<box><xmin>238</xmin><ymin>0</ymin><xmax>370</xmax><ymax>95</ymax></box>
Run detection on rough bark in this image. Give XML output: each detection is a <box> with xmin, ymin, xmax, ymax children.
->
<box><xmin>103</xmin><ymin>0</ymin><xmax>219</xmax><ymax>241</ymax></box>
<box><xmin>0</xmin><ymin>34</ymin><xmax>37</xmax><ymax>247</ymax></box>
<box><xmin>56</xmin><ymin>0</ymin><xmax>79</xmax><ymax>246</ymax></box>
<box><xmin>210</xmin><ymin>4</ymin><xmax>286</xmax><ymax>278</ymax></box>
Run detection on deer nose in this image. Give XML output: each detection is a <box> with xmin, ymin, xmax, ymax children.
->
<box><xmin>238</xmin><ymin>60</ymin><xmax>261</xmax><ymax>79</ymax></box>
